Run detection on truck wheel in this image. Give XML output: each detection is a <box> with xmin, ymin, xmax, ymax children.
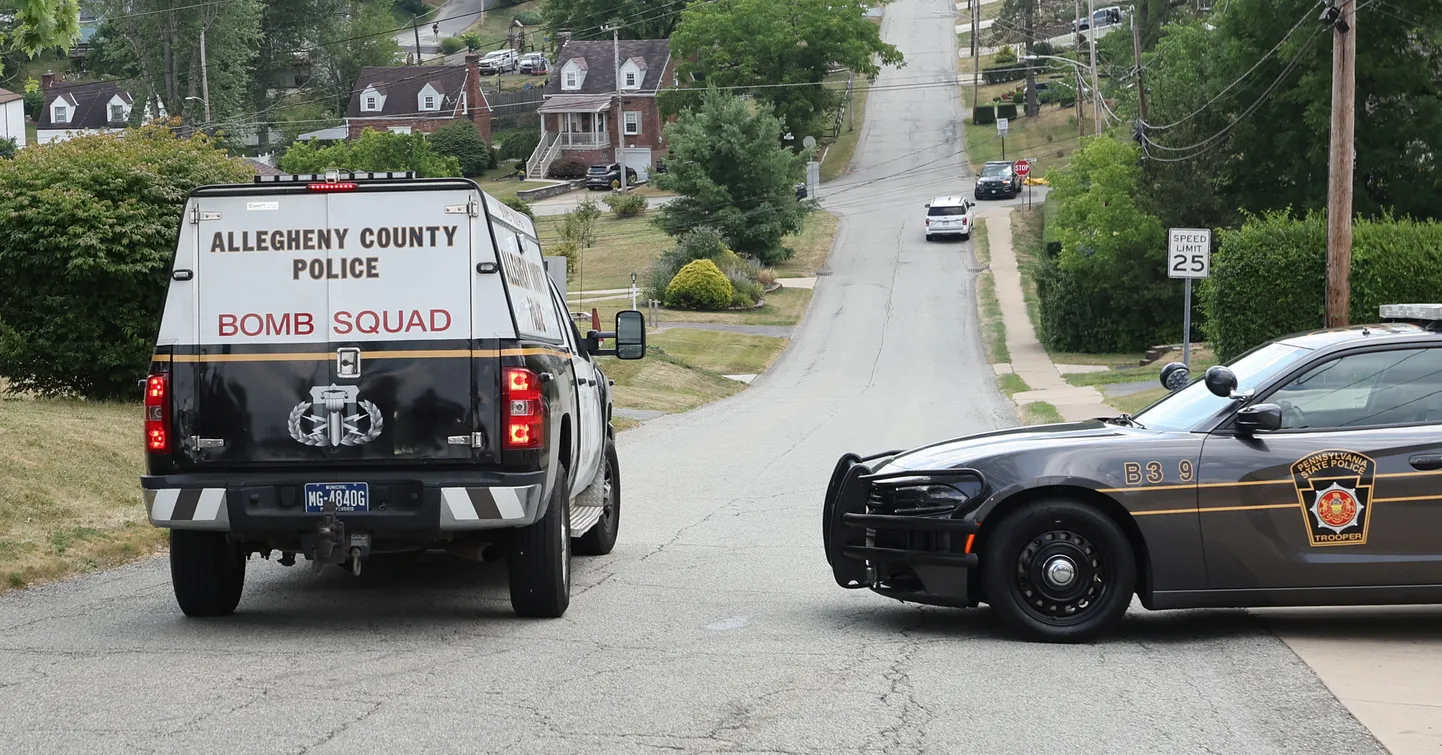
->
<box><xmin>169</xmin><ymin>529</ymin><xmax>245</xmax><ymax>617</ymax></box>
<box><xmin>508</xmin><ymin>464</ymin><xmax>572</xmax><ymax>617</ymax></box>
<box><xmin>980</xmin><ymin>500</ymin><xmax>1134</xmax><ymax>643</ymax></box>
<box><xmin>574</xmin><ymin>441</ymin><xmax>620</xmax><ymax>556</ymax></box>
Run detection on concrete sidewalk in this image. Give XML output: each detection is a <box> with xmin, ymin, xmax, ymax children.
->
<box><xmin>981</xmin><ymin>207</ymin><xmax>1112</xmax><ymax>421</ymax></box>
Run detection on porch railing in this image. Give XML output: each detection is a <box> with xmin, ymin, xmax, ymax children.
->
<box><xmin>559</xmin><ymin>132</ymin><xmax>610</xmax><ymax>149</ymax></box>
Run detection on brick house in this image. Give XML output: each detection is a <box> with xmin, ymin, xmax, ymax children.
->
<box><xmin>344</xmin><ymin>54</ymin><xmax>492</xmax><ymax>141</ymax></box>
<box><xmin>35</xmin><ymin>75</ymin><xmax>158</xmax><ymax>145</ymax></box>
<box><xmin>527</xmin><ymin>39</ymin><xmax>678</xmax><ymax>180</ymax></box>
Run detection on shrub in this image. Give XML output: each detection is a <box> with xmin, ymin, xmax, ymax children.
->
<box><xmin>1032</xmin><ymin>41</ymin><xmax>1057</xmax><ymax>57</ymax></box>
<box><xmin>512</xmin><ymin>10</ymin><xmax>543</xmax><ymax>25</ymax></box>
<box><xmin>440</xmin><ymin>36</ymin><xmax>466</xmax><ymax>55</ymax></box>
<box><xmin>665</xmin><ymin>259</ymin><xmax>734</xmax><ymax>310</ymax></box>
<box><xmin>496</xmin><ymin>128</ymin><xmax>540</xmax><ymax>161</ymax></box>
<box><xmin>713</xmin><ymin>251</ymin><xmax>765</xmax><ymax>307</ymax></box>
<box><xmin>280</xmin><ymin>128</ymin><xmax>461</xmax><ymax>177</ymax></box>
<box><xmin>997</xmin><ymin>103</ymin><xmax>1018</xmax><ymax>120</ymax></box>
<box><xmin>982</xmin><ymin>64</ymin><xmax>1029</xmax><ymax>85</ymax></box>
<box><xmin>549</xmin><ymin>240</ymin><xmax>580</xmax><ymax>281</ymax></box>
<box><xmin>750</xmin><ymin>244</ymin><xmax>794</xmax><ymax>267</ymax></box>
<box><xmin>461</xmin><ymin>32</ymin><xmax>483</xmax><ymax>52</ymax></box>
<box><xmin>973</xmin><ymin>105</ymin><xmax>996</xmax><ymax>125</ymax></box>
<box><xmin>642</xmin><ymin>226</ymin><xmax>728</xmax><ymax>301</ymax></box>
<box><xmin>756</xmin><ymin>267</ymin><xmax>778</xmax><ymax>287</ymax></box>
<box><xmin>548</xmin><ymin>159</ymin><xmax>587</xmax><ymax>179</ymax></box>
<box><xmin>994</xmin><ymin>46</ymin><xmax>1017</xmax><ymax>64</ymax></box>
<box><xmin>0</xmin><ymin>138</ymin><xmax>15</xmax><ymax>160</ymax></box>
<box><xmin>1201</xmin><ymin>212</ymin><xmax>1442</xmax><ymax>360</ymax></box>
<box><xmin>501</xmin><ymin>195</ymin><xmax>534</xmax><ymax>219</ymax></box>
<box><xmin>428</xmin><ymin>119</ymin><xmax>493</xmax><ymax>176</ymax></box>
<box><xmin>0</xmin><ymin>127</ymin><xmax>253</xmax><ymax>399</ymax></box>
<box><xmin>603</xmin><ymin>192</ymin><xmax>647</xmax><ymax>217</ymax></box>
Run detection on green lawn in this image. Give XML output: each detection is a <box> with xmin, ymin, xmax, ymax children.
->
<box><xmin>649</xmin><ymin>330</ymin><xmax>789</xmax><ymax>375</ymax></box>
<box><xmin>588</xmin><ymin>287</ymin><xmax>814</xmax><ymax>329</ymax></box>
<box><xmin>478</xmin><ymin>165</ymin><xmax>551</xmax><ymax>202</ymax></box>
<box><xmin>998</xmin><ymin>372</ymin><xmax>1030</xmax><ymax>396</ymax></box>
<box><xmin>965</xmin><ymin>104</ymin><xmax>1086</xmax><ymax>172</ymax></box>
<box><xmin>776</xmin><ymin>211</ymin><xmax>839</xmax><ymax>277</ymax></box>
<box><xmin>820</xmin><ymin>76</ymin><xmax>872</xmax><ymax>183</ymax></box>
<box><xmin>956</xmin><ymin>1</ymin><xmax>1007</xmax><ymax>51</ymax></box>
<box><xmin>1105</xmin><ymin>387</ymin><xmax>1168</xmax><ymax>417</ymax></box>
<box><xmin>456</xmin><ymin>0</ymin><xmax>542</xmax><ymax>42</ymax></box>
<box><xmin>537</xmin><ymin>213</ymin><xmax>673</xmax><ymax>292</ymax></box>
<box><xmin>972</xmin><ymin>220</ymin><xmax>1009</xmax><ymax>364</ymax></box>
<box><xmin>1020</xmin><ymin>401</ymin><xmax>1064</xmax><ymax>425</ymax></box>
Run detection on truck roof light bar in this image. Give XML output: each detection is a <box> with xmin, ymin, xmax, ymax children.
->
<box><xmin>252</xmin><ymin>171</ymin><xmax>418</xmax><ymax>185</ymax></box>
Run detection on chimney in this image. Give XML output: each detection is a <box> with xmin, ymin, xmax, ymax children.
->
<box><xmin>557</xmin><ymin>29</ymin><xmax>572</xmax><ymax>49</ymax></box>
<box><xmin>42</xmin><ymin>72</ymin><xmax>55</xmax><ymax>90</ymax></box>
<box><xmin>464</xmin><ymin>54</ymin><xmax>491</xmax><ymax>141</ymax></box>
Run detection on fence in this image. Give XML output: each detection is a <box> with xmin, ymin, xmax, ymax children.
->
<box><xmin>486</xmin><ymin>89</ymin><xmax>545</xmax><ymax>131</ymax></box>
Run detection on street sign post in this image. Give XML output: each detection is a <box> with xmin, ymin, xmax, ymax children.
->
<box><xmin>997</xmin><ymin>118</ymin><xmax>1008</xmax><ymax>159</ymax></box>
<box><xmin>631</xmin><ymin>271</ymin><xmax>639</xmax><ymax>311</ymax></box>
<box><xmin>1168</xmin><ymin>228</ymin><xmax>1212</xmax><ymax>370</ymax></box>
<box><xmin>1015</xmin><ymin>159</ymin><xmax>1031</xmax><ymax>207</ymax></box>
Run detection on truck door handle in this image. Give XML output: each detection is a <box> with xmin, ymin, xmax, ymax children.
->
<box><xmin>1409</xmin><ymin>453</ymin><xmax>1442</xmax><ymax>470</ymax></box>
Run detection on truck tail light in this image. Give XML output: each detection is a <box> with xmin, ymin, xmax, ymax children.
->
<box><xmin>503</xmin><ymin>367</ymin><xmax>543</xmax><ymax>449</ymax></box>
<box><xmin>144</xmin><ymin>374</ymin><xmax>170</xmax><ymax>453</ymax></box>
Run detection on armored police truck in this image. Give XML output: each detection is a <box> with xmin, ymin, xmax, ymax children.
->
<box><xmin>141</xmin><ymin>171</ymin><xmax>646</xmax><ymax>619</ymax></box>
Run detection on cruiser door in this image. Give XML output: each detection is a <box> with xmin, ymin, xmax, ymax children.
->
<box><xmin>316</xmin><ymin>188</ymin><xmax>478</xmax><ymax>463</ymax></box>
<box><xmin>193</xmin><ymin>193</ymin><xmax>332</xmax><ymax>465</ymax></box>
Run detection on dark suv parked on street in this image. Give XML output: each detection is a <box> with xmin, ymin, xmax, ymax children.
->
<box><xmin>585</xmin><ymin>163</ymin><xmax>639</xmax><ymax>190</ymax></box>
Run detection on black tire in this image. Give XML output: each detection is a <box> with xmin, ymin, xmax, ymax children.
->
<box><xmin>508</xmin><ymin>464</ymin><xmax>572</xmax><ymax>617</ymax></box>
<box><xmin>973</xmin><ymin>191</ymin><xmax>982</xmax><ymax>201</ymax></box>
<box><xmin>981</xmin><ymin>500</ymin><xmax>1135</xmax><ymax>643</ymax></box>
<box><xmin>169</xmin><ymin>529</ymin><xmax>245</xmax><ymax>617</ymax></box>
<box><xmin>960</xmin><ymin>232</ymin><xmax>971</xmax><ymax>241</ymax></box>
<box><xmin>574</xmin><ymin>440</ymin><xmax>620</xmax><ymax>556</ymax></box>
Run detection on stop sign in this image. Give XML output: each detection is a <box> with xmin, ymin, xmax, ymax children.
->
<box><xmin>1014</xmin><ymin>159</ymin><xmax>1031</xmax><ymax>177</ymax></box>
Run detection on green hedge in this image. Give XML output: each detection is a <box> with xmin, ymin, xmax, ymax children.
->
<box><xmin>996</xmin><ymin>103</ymin><xmax>1018</xmax><ymax>120</ymax></box>
<box><xmin>972</xmin><ymin>105</ymin><xmax>996</xmax><ymax>125</ymax></box>
<box><xmin>982</xmin><ymin>64</ymin><xmax>1031</xmax><ymax>85</ymax></box>
<box><xmin>1201</xmin><ymin>212</ymin><xmax>1442</xmax><ymax>360</ymax></box>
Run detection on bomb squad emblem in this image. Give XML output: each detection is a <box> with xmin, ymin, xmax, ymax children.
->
<box><xmin>288</xmin><ymin>385</ymin><xmax>384</xmax><ymax>447</ymax></box>
<box><xmin>1291</xmin><ymin>449</ymin><xmax>1375</xmax><ymax>546</ymax></box>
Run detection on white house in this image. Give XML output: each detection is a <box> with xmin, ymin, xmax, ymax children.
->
<box><xmin>35</xmin><ymin>76</ymin><xmax>160</xmax><ymax>145</ymax></box>
<box><xmin>0</xmin><ymin>88</ymin><xmax>24</xmax><ymax>148</ymax></box>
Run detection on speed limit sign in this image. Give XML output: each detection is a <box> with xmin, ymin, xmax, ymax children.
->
<box><xmin>1168</xmin><ymin>228</ymin><xmax>1211</xmax><ymax>279</ymax></box>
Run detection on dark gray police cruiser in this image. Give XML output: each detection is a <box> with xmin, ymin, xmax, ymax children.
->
<box><xmin>142</xmin><ymin>171</ymin><xmax>646</xmax><ymax>619</ymax></box>
<box><xmin>824</xmin><ymin>304</ymin><xmax>1442</xmax><ymax>642</ymax></box>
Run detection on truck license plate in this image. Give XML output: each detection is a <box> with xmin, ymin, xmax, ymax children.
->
<box><xmin>304</xmin><ymin>482</ymin><xmax>369</xmax><ymax>513</ymax></box>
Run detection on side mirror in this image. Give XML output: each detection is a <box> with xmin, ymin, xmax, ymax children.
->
<box><xmin>1159</xmin><ymin>361</ymin><xmax>1190</xmax><ymax>391</ymax></box>
<box><xmin>1204</xmin><ymin>365</ymin><xmax>1238</xmax><ymax>398</ymax></box>
<box><xmin>924</xmin><ymin>203</ymin><xmax>930</xmax><ymax>208</ymax></box>
<box><xmin>615</xmin><ymin>310</ymin><xmax>646</xmax><ymax>360</ymax></box>
<box><xmin>1235</xmin><ymin>403</ymin><xmax>1283</xmax><ymax>434</ymax></box>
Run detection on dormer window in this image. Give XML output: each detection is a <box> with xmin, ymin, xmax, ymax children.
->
<box><xmin>110</xmin><ymin>104</ymin><xmax>125</xmax><ymax>121</ymax></box>
<box><xmin>417</xmin><ymin>83</ymin><xmax>442</xmax><ymax>112</ymax></box>
<box><xmin>564</xmin><ymin>71</ymin><xmax>579</xmax><ymax>89</ymax></box>
<box><xmin>625</xmin><ymin>71</ymin><xmax>637</xmax><ymax>87</ymax></box>
<box><xmin>360</xmin><ymin>86</ymin><xmax>385</xmax><ymax>112</ymax></box>
<box><xmin>53</xmin><ymin>104</ymin><xmax>68</xmax><ymax>123</ymax></box>
<box><xmin>424</xmin><ymin>96</ymin><xmax>435</xmax><ymax>109</ymax></box>
<box><xmin>619</xmin><ymin>59</ymin><xmax>646</xmax><ymax>90</ymax></box>
<box><xmin>366</xmin><ymin>96</ymin><xmax>377</xmax><ymax>109</ymax></box>
<box><xmin>561</xmin><ymin>59</ymin><xmax>586</xmax><ymax>91</ymax></box>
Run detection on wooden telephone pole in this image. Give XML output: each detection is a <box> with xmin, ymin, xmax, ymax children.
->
<box><xmin>1130</xmin><ymin>9</ymin><xmax>1147</xmax><ymax>123</ymax></box>
<box><xmin>1325</xmin><ymin>0</ymin><xmax>1356</xmax><ymax>327</ymax></box>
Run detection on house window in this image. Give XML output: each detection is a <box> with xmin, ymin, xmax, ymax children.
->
<box><xmin>423</xmin><ymin>95</ymin><xmax>435</xmax><ymax>110</ymax></box>
<box><xmin>388</xmin><ymin>126</ymin><xmax>412</xmax><ymax>134</ymax></box>
<box><xmin>54</xmin><ymin>105</ymin><xmax>68</xmax><ymax>123</ymax></box>
<box><xmin>623</xmin><ymin>111</ymin><xmax>641</xmax><ymax>136</ymax></box>
<box><xmin>365</xmin><ymin>96</ymin><xmax>377</xmax><ymax>110</ymax></box>
<box><xmin>624</xmin><ymin>71</ymin><xmax>637</xmax><ymax>88</ymax></box>
<box><xmin>110</xmin><ymin>104</ymin><xmax>125</xmax><ymax>121</ymax></box>
<box><xmin>564</xmin><ymin>71</ymin><xmax>579</xmax><ymax>89</ymax></box>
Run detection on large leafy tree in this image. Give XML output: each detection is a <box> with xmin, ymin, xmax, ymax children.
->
<box><xmin>309</xmin><ymin>1</ymin><xmax>403</xmax><ymax>117</ymax></box>
<box><xmin>652</xmin><ymin>87</ymin><xmax>809</xmax><ymax>262</ymax></box>
<box><xmin>0</xmin><ymin>127</ymin><xmax>253</xmax><ymax>399</ymax></box>
<box><xmin>248</xmin><ymin>0</ymin><xmax>350</xmax><ymax>149</ymax></box>
<box><xmin>543</xmin><ymin>0</ymin><xmax>686</xmax><ymax>40</ymax></box>
<box><xmin>667</xmin><ymin>0</ymin><xmax>903</xmax><ymax>135</ymax></box>
<box><xmin>0</xmin><ymin>0</ymin><xmax>81</xmax><ymax>75</ymax></box>
<box><xmin>279</xmin><ymin>128</ymin><xmax>461</xmax><ymax>177</ymax></box>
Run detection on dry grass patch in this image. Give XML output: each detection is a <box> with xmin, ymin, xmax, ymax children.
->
<box><xmin>598</xmin><ymin>354</ymin><xmax>743</xmax><ymax>414</ymax></box>
<box><xmin>777</xmin><ymin>211</ymin><xmax>839</xmax><ymax>277</ymax></box>
<box><xmin>0</xmin><ymin>399</ymin><xmax>162</xmax><ymax>592</ymax></box>
<box><xmin>650</xmin><ymin>330</ymin><xmax>788</xmax><ymax>376</ymax></box>
<box><xmin>589</xmin><ymin>287</ymin><xmax>814</xmax><ymax>329</ymax></box>
<box><xmin>538</xmin><ymin>213</ymin><xmax>672</xmax><ymax>292</ymax></box>
<box><xmin>965</xmin><ymin>104</ymin><xmax>1086</xmax><ymax>172</ymax></box>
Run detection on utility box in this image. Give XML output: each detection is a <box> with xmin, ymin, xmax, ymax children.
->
<box><xmin>545</xmin><ymin>256</ymin><xmax>567</xmax><ymax>299</ymax></box>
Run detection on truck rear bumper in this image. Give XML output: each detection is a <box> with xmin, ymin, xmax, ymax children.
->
<box><xmin>141</xmin><ymin>469</ymin><xmax>547</xmax><ymax>537</ymax></box>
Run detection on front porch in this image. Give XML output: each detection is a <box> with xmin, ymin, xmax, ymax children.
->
<box><xmin>529</xmin><ymin>94</ymin><xmax>616</xmax><ymax>177</ymax></box>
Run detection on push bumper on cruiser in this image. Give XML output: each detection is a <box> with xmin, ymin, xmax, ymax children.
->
<box><xmin>823</xmin><ymin>452</ymin><xmax>986</xmax><ymax>607</ymax></box>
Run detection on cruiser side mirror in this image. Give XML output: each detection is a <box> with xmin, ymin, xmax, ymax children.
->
<box><xmin>1204</xmin><ymin>365</ymin><xmax>1238</xmax><ymax>398</ymax></box>
<box><xmin>614</xmin><ymin>310</ymin><xmax>646</xmax><ymax>360</ymax></box>
<box><xmin>1235</xmin><ymin>403</ymin><xmax>1282</xmax><ymax>434</ymax></box>
<box><xmin>1159</xmin><ymin>361</ymin><xmax>1189</xmax><ymax>392</ymax></box>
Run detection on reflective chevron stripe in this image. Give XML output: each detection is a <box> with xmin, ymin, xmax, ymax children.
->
<box><xmin>145</xmin><ymin>488</ymin><xmax>229</xmax><ymax>530</ymax></box>
<box><xmin>439</xmin><ymin>485</ymin><xmax>540</xmax><ymax>530</ymax></box>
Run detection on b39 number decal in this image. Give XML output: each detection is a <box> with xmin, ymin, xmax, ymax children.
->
<box><xmin>1122</xmin><ymin>460</ymin><xmax>1195</xmax><ymax>486</ymax></box>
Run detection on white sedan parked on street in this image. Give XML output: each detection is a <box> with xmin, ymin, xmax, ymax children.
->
<box><xmin>924</xmin><ymin>196</ymin><xmax>973</xmax><ymax>241</ymax></box>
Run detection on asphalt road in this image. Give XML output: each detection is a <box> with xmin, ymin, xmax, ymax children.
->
<box><xmin>394</xmin><ymin>0</ymin><xmax>494</xmax><ymax>56</ymax></box>
<box><xmin>0</xmin><ymin>0</ymin><xmax>1390</xmax><ymax>752</ymax></box>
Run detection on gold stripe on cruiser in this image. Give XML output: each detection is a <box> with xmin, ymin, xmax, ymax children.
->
<box><xmin>1102</xmin><ymin>468</ymin><xmax>1442</xmax><ymax>495</ymax></box>
<box><xmin>158</xmin><ymin>347</ymin><xmax>571</xmax><ymax>363</ymax></box>
<box><xmin>1132</xmin><ymin>503</ymin><xmax>1297</xmax><ymax>517</ymax></box>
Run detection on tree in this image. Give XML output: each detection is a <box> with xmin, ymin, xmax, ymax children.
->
<box><xmin>652</xmin><ymin>87</ymin><xmax>809</xmax><ymax>262</ymax></box>
<box><xmin>278</xmin><ymin>128</ymin><xmax>462</xmax><ymax>177</ymax></box>
<box><xmin>544</xmin><ymin>0</ymin><xmax>686</xmax><ymax>41</ymax></box>
<box><xmin>248</xmin><ymin>0</ymin><xmax>351</xmax><ymax>150</ymax></box>
<box><xmin>429</xmin><ymin>119</ymin><xmax>494</xmax><ymax>176</ymax></box>
<box><xmin>0</xmin><ymin>0</ymin><xmax>81</xmax><ymax>76</ymax></box>
<box><xmin>0</xmin><ymin>127</ymin><xmax>253</xmax><ymax>399</ymax></box>
<box><xmin>310</xmin><ymin>2</ymin><xmax>402</xmax><ymax>117</ymax></box>
<box><xmin>667</xmin><ymin>0</ymin><xmax>903</xmax><ymax>135</ymax></box>
<box><xmin>0</xmin><ymin>137</ymin><xmax>15</xmax><ymax>159</ymax></box>
<box><xmin>93</xmin><ymin>0</ymin><xmax>263</xmax><ymax>128</ymax></box>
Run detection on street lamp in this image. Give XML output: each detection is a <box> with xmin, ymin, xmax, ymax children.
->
<box><xmin>1023</xmin><ymin>54</ymin><xmax>1100</xmax><ymax>135</ymax></box>
<box><xmin>184</xmin><ymin>95</ymin><xmax>210</xmax><ymax>123</ymax></box>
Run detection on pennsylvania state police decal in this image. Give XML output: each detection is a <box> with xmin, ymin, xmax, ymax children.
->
<box><xmin>1290</xmin><ymin>449</ymin><xmax>1375</xmax><ymax>546</ymax></box>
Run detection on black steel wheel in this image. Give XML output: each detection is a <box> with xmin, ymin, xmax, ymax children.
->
<box><xmin>981</xmin><ymin>501</ymin><xmax>1135</xmax><ymax>643</ymax></box>
<box><xmin>574</xmin><ymin>441</ymin><xmax>620</xmax><ymax>556</ymax></box>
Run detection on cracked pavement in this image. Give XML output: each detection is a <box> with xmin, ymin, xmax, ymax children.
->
<box><xmin>0</xmin><ymin>0</ymin><xmax>1391</xmax><ymax>752</ymax></box>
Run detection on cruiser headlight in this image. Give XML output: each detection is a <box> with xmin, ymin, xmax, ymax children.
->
<box><xmin>891</xmin><ymin>484</ymin><xmax>970</xmax><ymax>508</ymax></box>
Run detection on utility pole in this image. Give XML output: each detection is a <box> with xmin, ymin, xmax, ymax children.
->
<box><xmin>605</xmin><ymin>22</ymin><xmax>626</xmax><ymax>190</ymax></box>
<box><xmin>1086</xmin><ymin>0</ymin><xmax>1101</xmax><ymax>134</ymax></box>
<box><xmin>412</xmin><ymin>17</ymin><xmax>421</xmax><ymax>65</ymax></box>
<box><xmin>1130</xmin><ymin>8</ymin><xmax>1147</xmax><ymax>123</ymax></box>
<box><xmin>1024</xmin><ymin>0</ymin><xmax>1038</xmax><ymax>117</ymax></box>
<box><xmin>1325</xmin><ymin>0</ymin><xmax>1356</xmax><ymax>327</ymax></box>
<box><xmin>198</xmin><ymin>26</ymin><xmax>211</xmax><ymax>124</ymax></box>
<box><xmin>970</xmin><ymin>0</ymin><xmax>979</xmax><ymax>110</ymax></box>
<box><xmin>1075</xmin><ymin>0</ymin><xmax>1084</xmax><ymax>136</ymax></box>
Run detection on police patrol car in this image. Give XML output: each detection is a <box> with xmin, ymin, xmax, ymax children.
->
<box><xmin>824</xmin><ymin>305</ymin><xmax>1442</xmax><ymax>642</ymax></box>
<box><xmin>141</xmin><ymin>170</ymin><xmax>646</xmax><ymax>619</ymax></box>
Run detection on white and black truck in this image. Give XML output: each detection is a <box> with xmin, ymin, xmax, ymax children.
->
<box><xmin>140</xmin><ymin>171</ymin><xmax>646</xmax><ymax>618</ymax></box>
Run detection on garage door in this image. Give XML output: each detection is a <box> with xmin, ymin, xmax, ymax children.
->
<box><xmin>619</xmin><ymin>148</ymin><xmax>652</xmax><ymax>182</ymax></box>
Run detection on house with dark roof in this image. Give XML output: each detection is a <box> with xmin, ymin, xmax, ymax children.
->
<box><xmin>344</xmin><ymin>54</ymin><xmax>492</xmax><ymax>141</ymax></box>
<box><xmin>35</xmin><ymin>75</ymin><xmax>161</xmax><ymax>145</ymax></box>
<box><xmin>0</xmin><ymin>87</ymin><xmax>23</xmax><ymax>148</ymax></box>
<box><xmin>527</xmin><ymin>39</ymin><xmax>678</xmax><ymax>180</ymax></box>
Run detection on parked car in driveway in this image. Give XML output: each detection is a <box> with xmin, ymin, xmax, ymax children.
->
<box><xmin>585</xmin><ymin>163</ymin><xmax>639</xmax><ymax>190</ymax></box>
<box><xmin>519</xmin><ymin>53</ymin><xmax>549</xmax><ymax>75</ymax></box>
<box><xmin>478</xmin><ymin>49</ymin><xmax>518</xmax><ymax>74</ymax></box>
